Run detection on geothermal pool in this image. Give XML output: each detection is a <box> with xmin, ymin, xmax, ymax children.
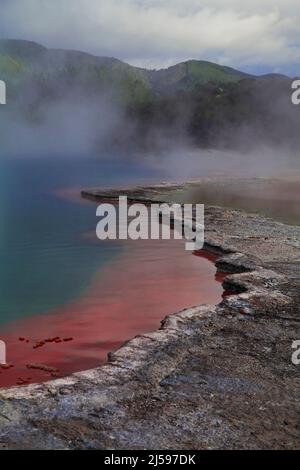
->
<box><xmin>0</xmin><ymin>159</ymin><xmax>224</xmax><ymax>388</ymax></box>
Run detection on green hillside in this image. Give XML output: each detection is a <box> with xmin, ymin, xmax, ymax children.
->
<box><xmin>0</xmin><ymin>53</ymin><xmax>25</xmax><ymax>81</ymax></box>
<box><xmin>0</xmin><ymin>39</ymin><xmax>296</xmax><ymax>154</ymax></box>
<box><xmin>148</xmin><ymin>60</ymin><xmax>249</xmax><ymax>92</ymax></box>
<box><xmin>0</xmin><ymin>39</ymin><xmax>250</xmax><ymax>100</ymax></box>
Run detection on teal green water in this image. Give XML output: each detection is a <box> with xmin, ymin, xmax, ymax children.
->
<box><xmin>0</xmin><ymin>158</ymin><xmax>158</xmax><ymax>326</ymax></box>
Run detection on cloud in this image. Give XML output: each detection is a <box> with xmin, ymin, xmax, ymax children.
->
<box><xmin>0</xmin><ymin>0</ymin><xmax>299</xmax><ymax>73</ymax></box>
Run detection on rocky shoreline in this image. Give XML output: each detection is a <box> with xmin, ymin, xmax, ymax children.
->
<box><xmin>0</xmin><ymin>183</ymin><xmax>299</xmax><ymax>449</ymax></box>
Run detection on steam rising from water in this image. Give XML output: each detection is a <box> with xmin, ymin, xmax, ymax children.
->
<box><xmin>0</xmin><ymin>92</ymin><xmax>128</xmax><ymax>158</ymax></box>
<box><xmin>149</xmin><ymin>146</ymin><xmax>300</xmax><ymax>179</ymax></box>
<box><xmin>0</xmin><ymin>72</ymin><xmax>299</xmax><ymax>180</ymax></box>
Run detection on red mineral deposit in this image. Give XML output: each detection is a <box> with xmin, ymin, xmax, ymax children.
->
<box><xmin>0</xmin><ymin>240</ymin><xmax>227</xmax><ymax>388</ymax></box>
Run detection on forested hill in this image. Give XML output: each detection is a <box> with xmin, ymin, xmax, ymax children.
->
<box><xmin>0</xmin><ymin>39</ymin><xmax>249</xmax><ymax>92</ymax></box>
<box><xmin>0</xmin><ymin>39</ymin><xmax>297</xmax><ymax>154</ymax></box>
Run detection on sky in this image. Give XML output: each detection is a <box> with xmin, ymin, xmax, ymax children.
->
<box><xmin>0</xmin><ymin>0</ymin><xmax>299</xmax><ymax>75</ymax></box>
